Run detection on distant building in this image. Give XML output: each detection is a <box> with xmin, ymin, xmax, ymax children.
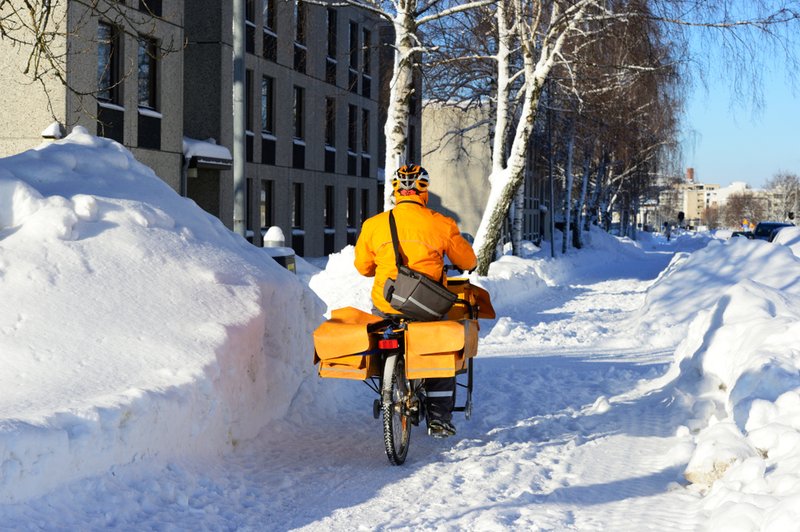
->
<box><xmin>421</xmin><ymin>103</ymin><xmax>547</xmax><ymax>244</ymax></box>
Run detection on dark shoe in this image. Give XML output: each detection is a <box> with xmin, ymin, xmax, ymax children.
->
<box><xmin>428</xmin><ymin>419</ymin><xmax>456</xmax><ymax>438</ymax></box>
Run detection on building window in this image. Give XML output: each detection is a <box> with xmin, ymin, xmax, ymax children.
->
<box><xmin>97</xmin><ymin>22</ymin><xmax>121</xmax><ymax>103</ymax></box>
<box><xmin>347</xmin><ymin>187</ymin><xmax>357</xmax><ymax>227</ymax></box>
<box><xmin>324</xmin><ymin>185</ymin><xmax>335</xmax><ymax>254</ymax></box>
<box><xmin>293</xmin><ymin>86</ymin><xmax>305</xmax><ymax>168</ymax></box>
<box><xmin>139</xmin><ymin>0</ymin><xmax>162</xmax><ymax>17</ymax></box>
<box><xmin>327</xmin><ymin>9</ymin><xmax>337</xmax><ymax>58</ymax></box>
<box><xmin>362</xmin><ymin>28</ymin><xmax>371</xmax><ymax>75</ymax></box>
<box><xmin>326</xmin><ymin>9</ymin><xmax>338</xmax><ymax>85</ymax></box>
<box><xmin>349</xmin><ymin>21</ymin><xmax>359</xmax><ymax>70</ymax></box>
<box><xmin>361</xmin><ymin>29</ymin><xmax>372</xmax><ymax>98</ymax></box>
<box><xmin>361</xmin><ymin>109</ymin><xmax>370</xmax><ymax>177</ymax></box>
<box><xmin>294</xmin><ymin>1</ymin><xmax>307</xmax><ymax>73</ymax></box>
<box><xmin>263</xmin><ymin>0</ymin><xmax>275</xmax><ymax>29</ymax></box>
<box><xmin>347</xmin><ymin>105</ymin><xmax>358</xmax><ymax>175</ymax></box>
<box><xmin>347</xmin><ymin>187</ymin><xmax>357</xmax><ymax>245</ymax></box>
<box><xmin>348</xmin><ymin>21</ymin><xmax>358</xmax><ymax>92</ymax></box>
<box><xmin>348</xmin><ymin>105</ymin><xmax>357</xmax><ymax>152</ymax></box>
<box><xmin>293</xmin><ymin>86</ymin><xmax>304</xmax><ymax>140</ymax></box>
<box><xmin>361</xmin><ymin>109</ymin><xmax>370</xmax><ymax>153</ymax></box>
<box><xmin>295</xmin><ymin>0</ymin><xmax>307</xmax><ymax>45</ymax></box>
<box><xmin>325</xmin><ymin>98</ymin><xmax>336</xmax><ymax>173</ymax></box>
<box><xmin>260</xmin><ymin>179</ymin><xmax>274</xmax><ymax>230</ymax></box>
<box><xmin>325</xmin><ymin>186</ymin><xmax>335</xmax><ymax>228</ymax></box>
<box><xmin>263</xmin><ymin>0</ymin><xmax>277</xmax><ymax>61</ymax></box>
<box><xmin>293</xmin><ymin>183</ymin><xmax>304</xmax><ymax>228</ymax></box>
<box><xmin>325</xmin><ymin>98</ymin><xmax>336</xmax><ymax>147</ymax></box>
<box><xmin>292</xmin><ymin>182</ymin><xmax>305</xmax><ymax>255</ymax></box>
<box><xmin>261</xmin><ymin>76</ymin><xmax>274</xmax><ymax>134</ymax></box>
<box><xmin>261</xmin><ymin>76</ymin><xmax>276</xmax><ymax>164</ymax></box>
<box><xmin>245</xmin><ymin>0</ymin><xmax>255</xmax><ymax>54</ymax></box>
<box><xmin>246</xmin><ymin>69</ymin><xmax>254</xmax><ymax>162</ymax></box>
<box><xmin>294</xmin><ymin>44</ymin><xmax>307</xmax><ymax>73</ymax></box>
<box><xmin>137</xmin><ymin>36</ymin><xmax>160</xmax><ymax>150</ymax></box>
<box><xmin>137</xmin><ymin>36</ymin><xmax>158</xmax><ymax>109</ymax></box>
<box><xmin>361</xmin><ymin>188</ymin><xmax>370</xmax><ymax>223</ymax></box>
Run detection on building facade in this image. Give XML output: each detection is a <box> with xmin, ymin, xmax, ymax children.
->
<box><xmin>1</xmin><ymin>0</ymin><xmax>407</xmax><ymax>258</ymax></box>
<box><xmin>421</xmin><ymin>103</ymin><xmax>547</xmax><ymax>245</ymax></box>
<box><xmin>0</xmin><ymin>1</ymin><xmax>185</xmax><ymax>191</ymax></box>
<box><xmin>184</xmin><ymin>0</ymin><xmax>387</xmax><ymax>255</ymax></box>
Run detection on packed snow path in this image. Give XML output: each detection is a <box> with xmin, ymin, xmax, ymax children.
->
<box><xmin>2</xmin><ymin>247</ymin><xmax>710</xmax><ymax>530</ymax></box>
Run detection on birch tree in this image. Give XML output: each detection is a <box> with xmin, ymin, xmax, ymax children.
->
<box><xmin>468</xmin><ymin>0</ymin><xmax>603</xmax><ymax>274</ymax></box>
<box><xmin>327</xmin><ymin>0</ymin><xmax>495</xmax><ymax>210</ymax></box>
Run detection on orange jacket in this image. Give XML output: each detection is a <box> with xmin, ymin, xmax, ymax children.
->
<box><xmin>354</xmin><ymin>195</ymin><xmax>477</xmax><ymax>315</ymax></box>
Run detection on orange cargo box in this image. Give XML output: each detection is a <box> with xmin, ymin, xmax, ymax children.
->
<box><xmin>404</xmin><ymin>319</ymin><xmax>479</xmax><ymax>380</ymax></box>
<box><xmin>313</xmin><ymin>307</ymin><xmax>383</xmax><ymax>380</ymax></box>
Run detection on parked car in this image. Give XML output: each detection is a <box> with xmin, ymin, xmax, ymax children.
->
<box><xmin>753</xmin><ymin>221</ymin><xmax>794</xmax><ymax>241</ymax></box>
<box><xmin>769</xmin><ymin>225</ymin><xmax>795</xmax><ymax>243</ymax></box>
<box><xmin>730</xmin><ymin>231</ymin><xmax>754</xmax><ymax>239</ymax></box>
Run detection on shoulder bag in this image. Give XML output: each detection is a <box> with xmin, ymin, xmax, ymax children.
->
<box><xmin>382</xmin><ymin>210</ymin><xmax>457</xmax><ymax>321</ymax></box>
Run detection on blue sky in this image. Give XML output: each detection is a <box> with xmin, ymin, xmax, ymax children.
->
<box><xmin>683</xmin><ymin>67</ymin><xmax>800</xmax><ymax>190</ymax></box>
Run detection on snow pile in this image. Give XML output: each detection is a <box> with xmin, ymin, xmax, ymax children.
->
<box><xmin>635</xmin><ymin>237</ymin><xmax>800</xmax><ymax>529</ymax></box>
<box><xmin>306</xmin><ymin>246</ymin><xmax>373</xmax><ymax>316</ymax></box>
<box><xmin>772</xmin><ymin>225</ymin><xmax>800</xmax><ymax>257</ymax></box>
<box><xmin>0</xmin><ymin>128</ymin><xmax>324</xmax><ymax>503</ymax></box>
<box><xmin>634</xmin><ymin>237</ymin><xmax>800</xmax><ymax>348</ymax></box>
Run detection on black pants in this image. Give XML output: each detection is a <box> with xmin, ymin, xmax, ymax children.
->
<box><xmin>425</xmin><ymin>377</ymin><xmax>455</xmax><ymax>422</ymax></box>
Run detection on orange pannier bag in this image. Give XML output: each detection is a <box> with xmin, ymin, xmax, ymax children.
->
<box><xmin>404</xmin><ymin>319</ymin><xmax>479</xmax><ymax>380</ymax></box>
<box><xmin>445</xmin><ymin>278</ymin><xmax>496</xmax><ymax>321</ymax></box>
<box><xmin>313</xmin><ymin>307</ymin><xmax>383</xmax><ymax>380</ymax></box>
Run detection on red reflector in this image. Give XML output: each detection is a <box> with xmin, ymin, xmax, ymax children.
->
<box><xmin>379</xmin><ymin>339</ymin><xmax>399</xmax><ymax>349</ymax></box>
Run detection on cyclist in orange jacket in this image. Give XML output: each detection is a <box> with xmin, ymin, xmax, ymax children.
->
<box><xmin>354</xmin><ymin>164</ymin><xmax>477</xmax><ymax>438</ymax></box>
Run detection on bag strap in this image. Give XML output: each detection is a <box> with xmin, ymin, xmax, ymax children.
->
<box><xmin>388</xmin><ymin>210</ymin><xmax>404</xmax><ymax>268</ymax></box>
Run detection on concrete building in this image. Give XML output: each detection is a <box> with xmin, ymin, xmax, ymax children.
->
<box><xmin>0</xmin><ymin>1</ymin><xmax>185</xmax><ymax>191</ymax></box>
<box><xmin>184</xmin><ymin>0</ymin><xmax>387</xmax><ymax>256</ymax></box>
<box><xmin>1</xmin><ymin>0</ymin><xmax>400</xmax><ymax>258</ymax></box>
<box><xmin>421</xmin><ymin>103</ymin><xmax>547</xmax><ymax>244</ymax></box>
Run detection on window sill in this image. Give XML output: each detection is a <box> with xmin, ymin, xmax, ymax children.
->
<box><xmin>138</xmin><ymin>107</ymin><xmax>162</xmax><ymax>119</ymax></box>
<box><xmin>98</xmin><ymin>101</ymin><xmax>125</xmax><ymax>112</ymax></box>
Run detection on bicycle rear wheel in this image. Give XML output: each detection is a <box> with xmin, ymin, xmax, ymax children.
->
<box><xmin>382</xmin><ymin>354</ymin><xmax>411</xmax><ymax>465</ymax></box>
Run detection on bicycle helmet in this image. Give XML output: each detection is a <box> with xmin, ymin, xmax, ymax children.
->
<box><xmin>392</xmin><ymin>164</ymin><xmax>429</xmax><ymax>193</ymax></box>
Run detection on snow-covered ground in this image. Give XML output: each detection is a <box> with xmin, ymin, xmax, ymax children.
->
<box><xmin>3</xmin><ymin>132</ymin><xmax>800</xmax><ymax>530</ymax></box>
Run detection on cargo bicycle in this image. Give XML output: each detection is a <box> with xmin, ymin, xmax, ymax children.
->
<box><xmin>313</xmin><ymin>278</ymin><xmax>494</xmax><ymax>465</ymax></box>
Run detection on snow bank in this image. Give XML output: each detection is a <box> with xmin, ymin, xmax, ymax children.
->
<box><xmin>639</xmin><ymin>236</ymin><xmax>800</xmax><ymax>529</ymax></box>
<box><xmin>0</xmin><ymin>128</ymin><xmax>324</xmax><ymax>502</ymax></box>
<box><xmin>306</xmin><ymin>246</ymin><xmax>373</xmax><ymax>316</ymax></box>
<box><xmin>772</xmin><ymin>226</ymin><xmax>800</xmax><ymax>257</ymax></box>
<box><xmin>633</xmin><ymin>237</ymin><xmax>800</xmax><ymax>348</ymax></box>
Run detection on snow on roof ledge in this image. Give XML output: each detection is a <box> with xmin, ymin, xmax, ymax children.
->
<box><xmin>182</xmin><ymin>137</ymin><xmax>232</xmax><ymax>162</ymax></box>
<box><xmin>41</xmin><ymin>122</ymin><xmax>64</xmax><ymax>139</ymax></box>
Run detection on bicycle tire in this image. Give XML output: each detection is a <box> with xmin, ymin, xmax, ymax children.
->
<box><xmin>381</xmin><ymin>354</ymin><xmax>411</xmax><ymax>465</ymax></box>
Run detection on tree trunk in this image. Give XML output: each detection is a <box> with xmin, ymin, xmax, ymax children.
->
<box><xmin>512</xmin><ymin>185</ymin><xmax>524</xmax><ymax>255</ymax></box>
<box><xmin>561</xmin><ymin>127</ymin><xmax>575</xmax><ymax>255</ymax></box>
<box><xmin>576</xmin><ymin>149</ymin><xmax>591</xmax><ymax>248</ymax></box>
<box><xmin>473</xmin><ymin>1</ymin><xmax>591</xmax><ymax>275</ymax></box>
<box><xmin>382</xmin><ymin>7</ymin><xmax>419</xmax><ymax>211</ymax></box>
